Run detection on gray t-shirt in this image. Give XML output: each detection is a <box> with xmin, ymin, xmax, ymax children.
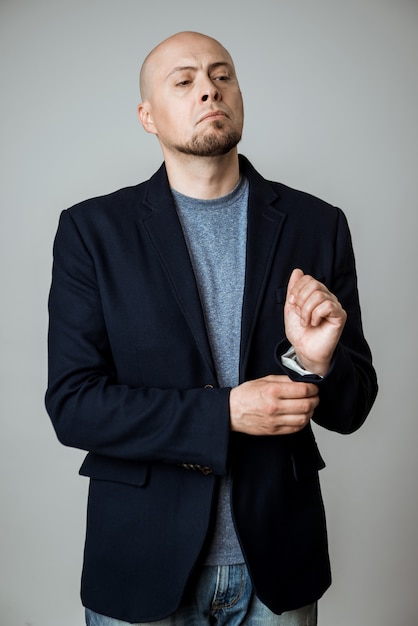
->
<box><xmin>172</xmin><ymin>176</ymin><xmax>248</xmax><ymax>565</ymax></box>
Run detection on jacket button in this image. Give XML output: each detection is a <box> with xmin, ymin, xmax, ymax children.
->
<box><xmin>204</xmin><ymin>384</ymin><xmax>214</xmax><ymax>389</ymax></box>
<box><xmin>179</xmin><ymin>463</ymin><xmax>213</xmax><ymax>475</ymax></box>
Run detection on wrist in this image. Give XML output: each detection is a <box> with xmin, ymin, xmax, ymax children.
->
<box><xmin>298</xmin><ymin>357</ymin><xmax>330</xmax><ymax>377</ymax></box>
<box><xmin>281</xmin><ymin>346</ymin><xmax>329</xmax><ymax>378</ymax></box>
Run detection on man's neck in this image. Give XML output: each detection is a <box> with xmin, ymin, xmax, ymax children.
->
<box><xmin>162</xmin><ymin>149</ymin><xmax>240</xmax><ymax>200</ymax></box>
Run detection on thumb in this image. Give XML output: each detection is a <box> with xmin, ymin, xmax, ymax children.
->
<box><xmin>286</xmin><ymin>268</ymin><xmax>304</xmax><ymax>304</ymax></box>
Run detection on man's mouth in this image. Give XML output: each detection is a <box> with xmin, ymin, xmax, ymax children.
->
<box><xmin>199</xmin><ymin>111</ymin><xmax>228</xmax><ymax>123</ymax></box>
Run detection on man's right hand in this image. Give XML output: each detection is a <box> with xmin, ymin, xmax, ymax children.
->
<box><xmin>229</xmin><ymin>375</ymin><xmax>319</xmax><ymax>436</ymax></box>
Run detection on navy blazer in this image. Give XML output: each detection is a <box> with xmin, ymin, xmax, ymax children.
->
<box><xmin>46</xmin><ymin>156</ymin><xmax>377</xmax><ymax>622</ymax></box>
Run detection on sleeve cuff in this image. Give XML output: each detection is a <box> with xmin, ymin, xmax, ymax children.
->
<box><xmin>281</xmin><ymin>346</ymin><xmax>324</xmax><ymax>379</ymax></box>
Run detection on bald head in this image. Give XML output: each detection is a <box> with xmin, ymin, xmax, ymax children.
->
<box><xmin>139</xmin><ymin>31</ymin><xmax>236</xmax><ymax>101</ymax></box>
<box><xmin>137</xmin><ymin>30</ymin><xmax>244</xmax><ymax>165</ymax></box>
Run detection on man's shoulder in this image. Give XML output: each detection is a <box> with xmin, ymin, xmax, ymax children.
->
<box><xmin>240</xmin><ymin>155</ymin><xmax>340</xmax><ymax>217</ymax></box>
<box><xmin>64</xmin><ymin>162</ymin><xmax>168</xmax><ymax>221</ymax></box>
<box><xmin>270</xmin><ymin>179</ymin><xmax>338</xmax><ymax>214</ymax></box>
<box><xmin>66</xmin><ymin>180</ymin><xmax>148</xmax><ymax>220</ymax></box>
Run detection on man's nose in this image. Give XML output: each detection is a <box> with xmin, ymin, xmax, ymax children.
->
<box><xmin>201</xmin><ymin>91</ymin><xmax>219</xmax><ymax>102</ymax></box>
<box><xmin>200</xmin><ymin>78</ymin><xmax>220</xmax><ymax>102</ymax></box>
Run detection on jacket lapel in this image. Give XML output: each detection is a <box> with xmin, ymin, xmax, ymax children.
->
<box><xmin>238</xmin><ymin>157</ymin><xmax>287</xmax><ymax>376</ymax></box>
<box><xmin>136</xmin><ymin>158</ymin><xmax>287</xmax><ymax>384</ymax></box>
<box><xmin>137</xmin><ymin>164</ymin><xmax>217</xmax><ymax>379</ymax></box>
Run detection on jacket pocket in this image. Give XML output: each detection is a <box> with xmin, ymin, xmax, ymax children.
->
<box><xmin>275</xmin><ymin>286</ymin><xmax>287</xmax><ymax>304</ymax></box>
<box><xmin>290</xmin><ymin>434</ymin><xmax>326</xmax><ymax>482</ymax></box>
<box><xmin>79</xmin><ymin>453</ymin><xmax>149</xmax><ymax>487</ymax></box>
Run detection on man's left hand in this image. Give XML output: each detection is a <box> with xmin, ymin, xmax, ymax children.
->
<box><xmin>284</xmin><ymin>268</ymin><xmax>347</xmax><ymax>376</ymax></box>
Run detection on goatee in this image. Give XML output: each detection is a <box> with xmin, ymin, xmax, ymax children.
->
<box><xmin>174</xmin><ymin>121</ymin><xmax>242</xmax><ymax>157</ymax></box>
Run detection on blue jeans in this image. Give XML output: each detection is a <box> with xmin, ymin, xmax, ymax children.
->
<box><xmin>85</xmin><ymin>564</ymin><xmax>317</xmax><ymax>625</ymax></box>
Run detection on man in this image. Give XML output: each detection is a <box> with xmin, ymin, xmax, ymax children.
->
<box><xmin>46</xmin><ymin>31</ymin><xmax>378</xmax><ymax>625</ymax></box>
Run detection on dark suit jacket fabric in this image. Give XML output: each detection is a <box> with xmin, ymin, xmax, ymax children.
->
<box><xmin>46</xmin><ymin>156</ymin><xmax>377</xmax><ymax>622</ymax></box>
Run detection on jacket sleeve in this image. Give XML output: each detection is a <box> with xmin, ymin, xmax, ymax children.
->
<box><xmin>277</xmin><ymin>207</ymin><xmax>378</xmax><ymax>434</ymax></box>
<box><xmin>45</xmin><ymin>210</ymin><xmax>230</xmax><ymax>475</ymax></box>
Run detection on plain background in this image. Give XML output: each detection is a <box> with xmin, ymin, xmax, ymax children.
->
<box><xmin>1</xmin><ymin>1</ymin><xmax>417</xmax><ymax>624</ymax></box>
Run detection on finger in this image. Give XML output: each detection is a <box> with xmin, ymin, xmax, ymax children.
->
<box><xmin>267</xmin><ymin>411</ymin><xmax>316</xmax><ymax>435</ymax></box>
<box><xmin>267</xmin><ymin>380</ymin><xmax>319</xmax><ymax>399</ymax></box>
<box><xmin>286</xmin><ymin>273</ymin><xmax>330</xmax><ymax>320</ymax></box>
<box><xmin>270</xmin><ymin>396</ymin><xmax>320</xmax><ymax>416</ymax></box>
<box><xmin>294</xmin><ymin>278</ymin><xmax>330</xmax><ymax>304</ymax></box>
<box><xmin>297</xmin><ymin>289</ymin><xmax>338</xmax><ymax>326</ymax></box>
<box><xmin>263</xmin><ymin>374</ymin><xmax>292</xmax><ymax>383</ymax></box>
<box><xmin>310</xmin><ymin>300</ymin><xmax>346</xmax><ymax>328</ymax></box>
<box><xmin>286</xmin><ymin>268</ymin><xmax>305</xmax><ymax>305</ymax></box>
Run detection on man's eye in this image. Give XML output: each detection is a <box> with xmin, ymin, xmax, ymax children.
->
<box><xmin>213</xmin><ymin>75</ymin><xmax>229</xmax><ymax>81</ymax></box>
<box><xmin>177</xmin><ymin>80</ymin><xmax>191</xmax><ymax>86</ymax></box>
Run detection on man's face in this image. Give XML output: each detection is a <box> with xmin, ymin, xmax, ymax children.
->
<box><xmin>139</xmin><ymin>33</ymin><xmax>244</xmax><ymax>158</ymax></box>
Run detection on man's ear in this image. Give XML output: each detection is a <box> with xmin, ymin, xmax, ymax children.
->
<box><xmin>137</xmin><ymin>102</ymin><xmax>157</xmax><ymax>135</ymax></box>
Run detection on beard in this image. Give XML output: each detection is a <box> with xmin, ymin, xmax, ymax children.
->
<box><xmin>173</xmin><ymin>121</ymin><xmax>242</xmax><ymax>157</ymax></box>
